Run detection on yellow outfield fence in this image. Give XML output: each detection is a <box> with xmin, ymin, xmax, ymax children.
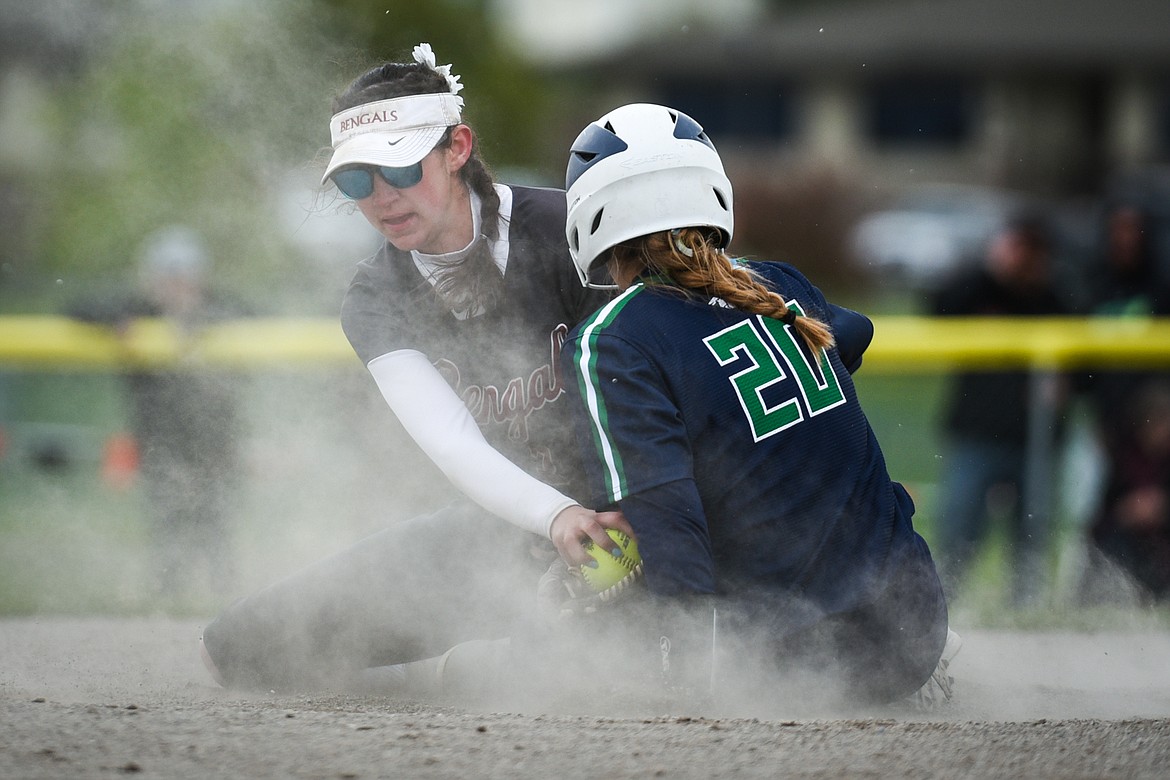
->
<box><xmin>863</xmin><ymin>317</ymin><xmax>1170</xmax><ymax>371</ymax></box>
<box><xmin>1</xmin><ymin>315</ymin><xmax>1169</xmax><ymax>371</ymax></box>
<box><xmin>0</xmin><ymin>316</ymin><xmax>355</xmax><ymax>369</ymax></box>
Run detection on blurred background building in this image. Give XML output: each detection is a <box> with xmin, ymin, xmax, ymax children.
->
<box><xmin>571</xmin><ymin>0</ymin><xmax>1169</xmax><ymax>194</ymax></box>
<box><xmin>542</xmin><ymin>0</ymin><xmax>1170</xmax><ymax>293</ymax></box>
<box><xmin>2</xmin><ymin>0</ymin><xmax>1168</xmax><ymax>299</ymax></box>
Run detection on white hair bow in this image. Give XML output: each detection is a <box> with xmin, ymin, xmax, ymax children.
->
<box><xmin>412</xmin><ymin>43</ymin><xmax>464</xmax><ymax>104</ymax></box>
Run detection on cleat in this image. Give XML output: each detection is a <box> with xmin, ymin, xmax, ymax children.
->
<box><xmin>911</xmin><ymin>629</ymin><xmax>962</xmax><ymax>711</ymax></box>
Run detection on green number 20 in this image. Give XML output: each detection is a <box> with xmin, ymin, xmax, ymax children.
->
<box><xmin>703</xmin><ymin>302</ymin><xmax>845</xmax><ymax>441</ymax></box>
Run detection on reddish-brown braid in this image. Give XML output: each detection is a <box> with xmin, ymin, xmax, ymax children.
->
<box><xmin>609</xmin><ymin>228</ymin><xmax>835</xmax><ymax>352</ymax></box>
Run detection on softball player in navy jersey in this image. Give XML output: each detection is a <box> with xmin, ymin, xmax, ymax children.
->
<box><xmin>560</xmin><ymin>104</ymin><xmax>958</xmax><ymax>706</ymax></box>
<box><xmin>198</xmin><ymin>45</ymin><xmax>623</xmax><ymax>691</ymax></box>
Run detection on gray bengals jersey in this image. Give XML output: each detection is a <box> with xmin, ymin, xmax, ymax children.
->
<box><xmin>343</xmin><ymin>185</ymin><xmax>611</xmax><ymax>501</ymax></box>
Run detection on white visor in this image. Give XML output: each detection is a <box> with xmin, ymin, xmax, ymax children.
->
<box><xmin>321</xmin><ymin>93</ymin><xmax>463</xmax><ymax>184</ymax></box>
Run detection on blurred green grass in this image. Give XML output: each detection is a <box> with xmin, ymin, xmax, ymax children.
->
<box><xmin>0</xmin><ymin>368</ymin><xmax>448</xmax><ymax>617</ymax></box>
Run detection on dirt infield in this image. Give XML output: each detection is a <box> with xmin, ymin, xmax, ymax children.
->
<box><xmin>2</xmin><ymin>617</ymin><xmax>1169</xmax><ymax>778</ymax></box>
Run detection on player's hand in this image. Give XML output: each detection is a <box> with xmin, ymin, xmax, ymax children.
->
<box><xmin>550</xmin><ymin>505</ymin><xmax>635</xmax><ymax>567</ymax></box>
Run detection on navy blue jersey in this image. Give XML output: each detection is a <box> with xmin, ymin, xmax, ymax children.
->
<box><xmin>343</xmin><ymin>185</ymin><xmax>612</xmax><ymax>500</ymax></box>
<box><xmin>563</xmin><ymin>260</ymin><xmax>922</xmax><ymax>626</ymax></box>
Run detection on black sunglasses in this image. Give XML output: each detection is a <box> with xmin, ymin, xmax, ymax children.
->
<box><xmin>331</xmin><ymin>162</ymin><xmax>424</xmax><ymax>199</ymax></box>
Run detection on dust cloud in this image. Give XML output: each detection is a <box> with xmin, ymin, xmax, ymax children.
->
<box><xmin>3</xmin><ymin>0</ymin><xmax>1168</xmax><ymax>743</ymax></box>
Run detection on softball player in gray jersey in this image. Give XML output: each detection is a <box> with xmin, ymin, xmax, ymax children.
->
<box><xmin>198</xmin><ymin>44</ymin><xmax>624</xmax><ymax>692</ymax></box>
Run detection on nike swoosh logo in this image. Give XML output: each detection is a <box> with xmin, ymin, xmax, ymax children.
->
<box><xmin>387</xmin><ymin>139</ymin><xmax>403</xmax><ymax>146</ymax></box>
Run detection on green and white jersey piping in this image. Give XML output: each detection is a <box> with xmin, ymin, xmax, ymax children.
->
<box><xmin>571</xmin><ymin>283</ymin><xmax>644</xmax><ymax>504</ymax></box>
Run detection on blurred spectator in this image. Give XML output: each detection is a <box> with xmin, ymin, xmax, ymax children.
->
<box><xmin>68</xmin><ymin>226</ymin><xmax>246</xmax><ymax>599</ymax></box>
<box><xmin>1074</xmin><ymin>202</ymin><xmax>1170</xmax><ymax>603</ymax></box>
<box><xmin>1079</xmin><ymin>202</ymin><xmax>1170</xmax><ymax>437</ymax></box>
<box><xmin>1085</xmin><ymin>381</ymin><xmax>1170</xmax><ymax>603</ymax></box>
<box><xmin>930</xmin><ymin>213</ymin><xmax>1071</xmax><ymax>607</ymax></box>
<box><xmin>1094</xmin><ymin>203</ymin><xmax>1167</xmax><ymax>312</ymax></box>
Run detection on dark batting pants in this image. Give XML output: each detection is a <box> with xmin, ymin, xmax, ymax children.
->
<box><xmin>769</xmin><ymin>533</ymin><xmax>950</xmax><ymax>705</ymax></box>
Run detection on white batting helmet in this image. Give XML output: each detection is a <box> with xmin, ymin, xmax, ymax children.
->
<box><xmin>564</xmin><ymin>103</ymin><xmax>734</xmax><ymax>287</ymax></box>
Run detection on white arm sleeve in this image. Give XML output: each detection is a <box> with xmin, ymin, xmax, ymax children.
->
<box><xmin>367</xmin><ymin>349</ymin><xmax>578</xmax><ymax>538</ymax></box>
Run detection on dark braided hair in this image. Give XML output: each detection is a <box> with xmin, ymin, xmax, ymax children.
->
<box><xmin>333</xmin><ymin>60</ymin><xmax>505</xmax><ymax>317</ymax></box>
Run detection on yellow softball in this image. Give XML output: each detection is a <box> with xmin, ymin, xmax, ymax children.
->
<box><xmin>581</xmin><ymin>529</ymin><xmax>642</xmax><ymax>593</ymax></box>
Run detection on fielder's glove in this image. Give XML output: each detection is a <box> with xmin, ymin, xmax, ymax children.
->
<box><xmin>535</xmin><ymin>557</ymin><xmax>644</xmax><ymax>619</ymax></box>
